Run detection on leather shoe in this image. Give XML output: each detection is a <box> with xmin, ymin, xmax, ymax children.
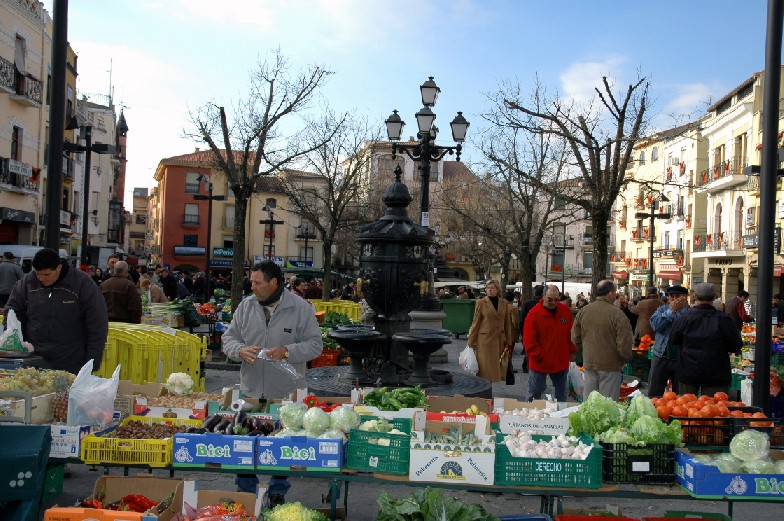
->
<box><xmin>269</xmin><ymin>493</ymin><xmax>285</xmax><ymax>508</ymax></box>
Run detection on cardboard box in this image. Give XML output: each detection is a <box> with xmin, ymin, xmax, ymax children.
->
<box><xmin>115</xmin><ymin>381</ymin><xmax>165</xmax><ymax>418</ymax></box>
<box><xmin>0</xmin><ymin>391</ymin><xmax>54</xmax><ymax>424</ymax></box>
<box><xmin>425</xmin><ymin>395</ymin><xmax>498</xmax><ymax>424</ymax></box>
<box><xmin>156</xmin><ymin>480</ymin><xmax>263</xmax><ymax>521</ymax></box>
<box><xmin>141</xmin><ymin>313</ymin><xmax>183</xmax><ymax>328</ymax></box>
<box><xmin>133</xmin><ymin>395</ymin><xmax>208</xmax><ymax>420</ymax></box>
<box><xmin>676</xmin><ymin>448</ymin><xmax>784</xmax><ymax>499</ymax></box>
<box><xmin>49</xmin><ymin>415</ymin><xmax>120</xmax><ymax>459</ymax></box>
<box><xmin>493</xmin><ymin>397</ymin><xmax>570</xmax><ymax>435</ymax></box>
<box><xmin>408</xmin><ymin>417</ymin><xmax>495</xmax><ymax>486</ymax></box>
<box><xmin>172</xmin><ymin>433</ymin><xmax>256</xmax><ymax>470</ymax></box>
<box><xmin>256</xmin><ymin>434</ymin><xmax>344</xmax><ymax>472</ymax></box>
<box><xmin>45</xmin><ymin>475</ymin><xmax>182</xmax><ymax>521</ymax></box>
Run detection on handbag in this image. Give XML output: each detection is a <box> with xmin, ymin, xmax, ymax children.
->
<box><xmin>505</xmin><ymin>357</ymin><xmax>515</xmax><ymax>385</ymax></box>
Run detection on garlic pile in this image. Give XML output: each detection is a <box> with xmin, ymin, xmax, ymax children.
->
<box><xmin>503</xmin><ymin>430</ymin><xmax>593</xmax><ymax>460</ymax></box>
<box><xmin>502</xmin><ymin>408</ymin><xmax>553</xmax><ymax>420</ymax></box>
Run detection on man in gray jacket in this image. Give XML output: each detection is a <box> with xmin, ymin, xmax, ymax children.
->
<box><xmin>222</xmin><ymin>260</ymin><xmax>322</xmax><ymax>503</ymax></box>
<box><xmin>0</xmin><ymin>251</ymin><xmax>24</xmax><ymax>307</ymax></box>
<box><xmin>571</xmin><ymin>280</ymin><xmax>633</xmax><ymax>400</ymax></box>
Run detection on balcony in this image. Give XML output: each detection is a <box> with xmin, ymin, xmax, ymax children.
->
<box><xmin>182</xmin><ymin>214</ymin><xmax>200</xmax><ymax>226</ymax></box>
<box><xmin>696</xmin><ymin>158</ymin><xmax>748</xmax><ymax>193</ymax></box>
<box><xmin>631</xmin><ymin>227</ymin><xmax>645</xmax><ymax>242</ymax></box>
<box><xmin>581</xmin><ymin>233</ymin><xmax>593</xmax><ymax>245</ymax></box>
<box><xmin>264</xmin><ymin>230</ymin><xmax>276</xmax><ymax>238</ymax></box>
<box><xmin>610</xmin><ymin>251</ymin><xmax>632</xmax><ymax>264</ymax></box>
<box><xmin>9</xmin><ymin>68</ymin><xmax>43</xmax><ymax>107</ymax></box>
<box><xmin>0</xmin><ymin>157</ymin><xmax>39</xmax><ymax>193</ymax></box>
<box><xmin>692</xmin><ymin>231</ymin><xmax>744</xmax><ymax>257</ymax></box>
<box><xmin>0</xmin><ymin>56</ymin><xmax>13</xmax><ymax>94</ymax></box>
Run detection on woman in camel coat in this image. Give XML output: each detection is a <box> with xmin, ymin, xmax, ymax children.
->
<box><xmin>139</xmin><ymin>275</ymin><xmax>168</xmax><ymax>304</ymax></box>
<box><xmin>467</xmin><ymin>280</ymin><xmax>514</xmax><ymax>382</ymax></box>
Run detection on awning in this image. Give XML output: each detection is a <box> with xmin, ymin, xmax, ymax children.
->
<box><xmin>658</xmin><ymin>270</ymin><xmax>682</xmax><ymax>281</ymax></box>
<box><xmin>611</xmin><ymin>271</ymin><xmax>628</xmax><ymax>280</ymax></box>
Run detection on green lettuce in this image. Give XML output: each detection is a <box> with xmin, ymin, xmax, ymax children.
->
<box><xmin>568</xmin><ymin>391</ymin><xmax>625</xmax><ymax>438</ymax></box>
<box><xmin>623</xmin><ymin>395</ymin><xmax>658</xmax><ymax>428</ymax></box>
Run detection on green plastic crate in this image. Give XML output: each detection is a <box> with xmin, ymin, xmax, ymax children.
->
<box><xmin>345</xmin><ymin>417</ymin><xmax>412</xmax><ymax>475</ymax></box>
<box><xmin>600</xmin><ymin>442</ymin><xmax>675</xmax><ymax>484</ymax></box>
<box><xmin>622</xmin><ymin>351</ymin><xmax>651</xmax><ymax>382</ymax></box>
<box><xmin>494</xmin><ymin>434</ymin><xmax>602</xmax><ymax>488</ymax></box>
<box><xmin>42</xmin><ymin>463</ymin><xmax>65</xmax><ymax>502</ymax></box>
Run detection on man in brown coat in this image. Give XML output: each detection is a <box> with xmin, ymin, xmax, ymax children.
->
<box><xmin>572</xmin><ymin>280</ymin><xmax>634</xmax><ymax>400</ymax></box>
<box><xmin>101</xmin><ymin>261</ymin><xmax>142</xmax><ymax>323</ymax></box>
<box><xmin>630</xmin><ymin>287</ymin><xmax>662</xmax><ymax>340</ymax></box>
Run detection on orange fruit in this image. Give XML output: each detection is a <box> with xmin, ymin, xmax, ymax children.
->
<box><xmin>714</xmin><ymin>391</ymin><xmax>729</xmax><ymax>402</ymax></box>
<box><xmin>672</xmin><ymin>405</ymin><xmax>688</xmax><ymax>417</ymax></box>
<box><xmin>656</xmin><ymin>405</ymin><xmax>672</xmax><ymax>421</ymax></box>
<box><xmin>662</xmin><ymin>391</ymin><xmax>677</xmax><ymax>402</ymax></box>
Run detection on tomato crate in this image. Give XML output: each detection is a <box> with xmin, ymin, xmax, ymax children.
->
<box><xmin>310</xmin><ymin>350</ymin><xmax>340</xmax><ymax>368</ymax></box>
<box><xmin>494</xmin><ymin>434</ymin><xmax>602</xmax><ymax>489</ymax></box>
<box><xmin>345</xmin><ymin>417</ymin><xmax>412</xmax><ymax>475</ymax></box>
<box><xmin>731</xmin><ymin>416</ymin><xmax>784</xmax><ymax>448</ymax></box>
<box><xmin>669</xmin><ymin>415</ymin><xmax>730</xmax><ymax>447</ymax></box>
<box><xmin>600</xmin><ymin>442</ymin><xmax>675</xmax><ymax>484</ymax></box>
<box><xmin>80</xmin><ymin>415</ymin><xmax>201</xmax><ymax>467</ymax></box>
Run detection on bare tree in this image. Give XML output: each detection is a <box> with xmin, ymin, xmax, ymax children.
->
<box><xmin>185</xmin><ymin>50</ymin><xmax>336</xmax><ymax>305</ymax></box>
<box><xmin>500</xmin><ymin>75</ymin><xmax>649</xmax><ymax>288</ymax></box>
<box><xmin>280</xmin><ymin>111</ymin><xmax>377</xmax><ymax>300</ymax></box>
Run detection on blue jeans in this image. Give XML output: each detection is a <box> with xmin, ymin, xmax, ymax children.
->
<box><xmin>527</xmin><ymin>368</ymin><xmax>569</xmax><ymax>402</ymax></box>
<box><xmin>235</xmin><ymin>474</ymin><xmax>291</xmax><ymax>496</ymax></box>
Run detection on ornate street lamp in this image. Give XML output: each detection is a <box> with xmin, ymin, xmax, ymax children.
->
<box><xmin>385</xmin><ymin>77</ymin><xmax>469</xmax><ymax>312</ymax></box>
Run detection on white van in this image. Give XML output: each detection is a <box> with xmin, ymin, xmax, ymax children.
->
<box><xmin>1</xmin><ymin>245</ymin><xmax>69</xmax><ymax>273</ymax></box>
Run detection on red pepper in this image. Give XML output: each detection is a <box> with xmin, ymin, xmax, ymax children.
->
<box><xmin>303</xmin><ymin>395</ymin><xmax>320</xmax><ymax>408</ymax></box>
<box><xmin>79</xmin><ymin>499</ymin><xmax>103</xmax><ymax>509</ymax></box>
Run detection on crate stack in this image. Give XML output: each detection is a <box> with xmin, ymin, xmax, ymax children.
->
<box><xmin>95</xmin><ymin>323</ymin><xmax>207</xmax><ymax>391</ymax></box>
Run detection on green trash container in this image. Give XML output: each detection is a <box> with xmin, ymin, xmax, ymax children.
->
<box><xmin>441</xmin><ymin>299</ymin><xmax>476</xmax><ymax>338</ymax></box>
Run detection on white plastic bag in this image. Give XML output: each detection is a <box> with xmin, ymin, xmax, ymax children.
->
<box><xmin>459</xmin><ymin>346</ymin><xmax>479</xmax><ymax>375</ymax></box>
<box><xmin>257</xmin><ymin>349</ymin><xmax>304</xmax><ymax>381</ymax></box>
<box><xmin>568</xmin><ymin>362</ymin><xmax>584</xmax><ymax>397</ymax></box>
<box><xmin>741</xmin><ymin>377</ymin><xmax>753</xmax><ymax>407</ymax></box>
<box><xmin>0</xmin><ymin>309</ymin><xmax>34</xmax><ymax>353</ymax></box>
<box><xmin>67</xmin><ymin>359</ymin><xmax>121</xmax><ymax>428</ymax></box>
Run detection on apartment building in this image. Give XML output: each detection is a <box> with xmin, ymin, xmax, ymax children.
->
<box><xmin>128</xmin><ymin>187</ymin><xmax>148</xmax><ymax>259</ymax></box>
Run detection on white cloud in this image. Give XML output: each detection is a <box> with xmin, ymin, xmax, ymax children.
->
<box><xmin>665</xmin><ymin>83</ymin><xmax>714</xmax><ymax>117</ymax></box>
<box><xmin>560</xmin><ymin>56</ymin><xmax>627</xmax><ymax>106</ymax></box>
<box><xmin>165</xmin><ymin>0</ymin><xmax>281</xmax><ymax>32</ymax></box>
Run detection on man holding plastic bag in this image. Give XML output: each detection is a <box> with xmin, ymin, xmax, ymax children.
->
<box><xmin>221</xmin><ymin>260</ymin><xmax>323</xmax><ymax>501</ymax></box>
<box><xmin>4</xmin><ymin>248</ymin><xmax>108</xmax><ymax>373</ymax></box>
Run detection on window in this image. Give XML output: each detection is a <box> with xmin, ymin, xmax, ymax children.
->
<box><xmin>135</xmin><ymin>214</ymin><xmax>147</xmax><ymax>225</ymax></box>
<box><xmin>378</xmin><ymin>156</ymin><xmax>406</xmax><ymax>180</ymax></box>
<box><xmin>184</xmin><ymin>203</ymin><xmax>199</xmax><ymax>225</ymax></box>
<box><xmin>664</xmin><ymin>231</ymin><xmax>670</xmax><ymax>250</ymax></box>
<box><xmin>223</xmin><ymin>235</ymin><xmax>233</xmax><ymax>248</ymax></box>
<box><xmin>224</xmin><ymin>206</ymin><xmax>235</xmax><ymax>228</ymax></box>
<box><xmin>185</xmin><ymin>172</ymin><xmax>201</xmax><ymax>193</ymax></box>
<box><xmin>183</xmin><ymin>234</ymin><xmax>198</xmax><ymax>247</ymax></box>
<box><xmin>11</xmin><ymin>126</ymin><xmax>21</xmax><ymax>160</ymax></box>
<box><xmin>263</xmin><ymin>245</ymin><xmax>275</xmax><ymax>258</ymax></box>
<box><xmin>651</xmin><ymin>147</ymin><xmax>659</xmax><ymax>161</ymax></box>
<box><xmin>298</xmin><ymin>219</ymin><xmax>316</xmax><ymax>238</ymax></box>
<box><xmin>265</xmin><ymin>198</ymin><xmax>277</xmax><ymax>209</ymax></box>
<box><xmin>46</xmin><ymin>73</ymin><xmax>51</xmax><ymax>106</ymax></box>
<box><xmin>14</xmin><ymin>36</ymin><xmax>26</xmax><ymax>95</ymax></box>
<box><xmin>677</xmin><ymin>231</ymin><xmax>684</xmax><ymax>250</ymax></box>
<box><xmin>300</xmin><ymin>246</ymin><xmax>314</xmax><ymax>262</ymax></box>
<box><xmin>582</xmin><ymin>252</ymin><xmax>593</xmax><ymax>273</ymax></box>
<box><xmin>638</xmin><ymin>151</ymin><xmax>646</xmax><ymax>164</ymax></box>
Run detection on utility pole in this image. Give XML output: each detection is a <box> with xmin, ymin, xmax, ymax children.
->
<box><xmin>259</xmin><ymin>206</ymin><xmax>284</xmax><ymax>261</ymax></box>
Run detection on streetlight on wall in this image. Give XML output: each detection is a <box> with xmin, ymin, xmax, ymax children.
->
<box><xmin>635</xmin><ymin>193</ymin><xmax>670</xmax><ymax>287</ymax></box>
<box><xmin>385</xmin><ymin>76</ymin><xmax>469</xmax><ymax>311</ymax></box>
<box><xmin>64</xmin><ymin>122</ymin><xmax>116</xmax><ymax>267</ymax></box>
<box><xmin>193</xmin><ymin>175</ymin><xmax>226</xmax><ymax>302</ymax></box>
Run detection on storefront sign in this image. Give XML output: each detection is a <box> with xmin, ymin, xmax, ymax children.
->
<box><xmin>212</xmin><ymin>247</ymin><xmax>233</xmax><ymax>258</ymax></box>
<box><xmin>743</xmin><ymin>234</ymin><xmax>759</xmax><ymax>249</ymax></box>
<box><xmin>209</xmin><ymin>260</ymin><xmax>249</xmax><ymax>268</ymax></box>
<box><xmin>7</xmin><ymin>158</ymin><xmax>32</xmax><ymax>177</ymax></box>
<box><xmin>287</xmin><ymin>260</ymin><xmax>313</xmax><ymax>268</ymax></box>
<box><xmin>174</xmin><ymin>246</ymin><xmax>206</xmax><ymax>256</ymax></box>
<box><xmin>0</xmin><ymin>207</ymin><xmax>34</xmax><ymax>223</ymax></box>
<box><xmin>253</xmin><ymin>255</ymin><xmax>285</xmax><ymax>267</ymax></box>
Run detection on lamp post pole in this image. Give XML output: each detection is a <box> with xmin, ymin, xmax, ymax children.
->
<box><xmin>260</xmin><ymin>207</ymin><xmax>284</xmax><ymax>261</ymax></box>
<box><xmin>385</xmin><ymin>77</ymin><xmax>469</xmax><ymax>312</ymax></box>
<box><xmin>80</xmin><ymin>125</ymin><xmax>92</xmax><ymax>267</ymax></box>
<box><xmin>194</xmin><ymin>176</ymin><xmax>225</xmax><ymax>302</ymax></box>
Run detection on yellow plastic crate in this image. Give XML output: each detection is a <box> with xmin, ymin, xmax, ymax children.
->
<box><xmin>80</xmin><ymin>415</ymin><xmax>201</xmax><ymax>467</ymax></box>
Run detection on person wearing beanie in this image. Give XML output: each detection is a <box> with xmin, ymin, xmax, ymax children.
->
<box><xmin>647</xmin><ymin>285</ymin><xmax>689</xmax><ymax>397</ymax></box>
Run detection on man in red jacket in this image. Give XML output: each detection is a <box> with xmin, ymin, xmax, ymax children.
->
<box><xmin>523</xmin><ymin>285</ymin><xmax>577</xmax><ymax>402</ymax></box>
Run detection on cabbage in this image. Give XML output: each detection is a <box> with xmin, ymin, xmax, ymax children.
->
<box><xmin>568</xmin><ymin>391</ymin><xmax>624</xmax><ymax>437</ymax></box>
<box><xmin>329</xmin><ymin>407</ymin><xmax>360</xmax><ymax>433</ymax></box>
<box><xmin>595</xmin><ymin>427</ymin><xmax>638</xmax><ymax>446</ymax></box>
<box><xmin>729</xmin><ymin>429</ymin><xmax>770</xmax><ymax>461</ymax></box>
<box><xmin>742</xmin><ymin>460</ymin><xmax>775</xmax><ymax>474</ymax></box>
<box><xmin>274</xmin><ymin>428</ymin><xmax>302</xmax><ymax>437</ymax></box>
<box><xmin>775</xmin><ymin>460</ymin><xmax>784</xmax><ymax>474</ymax></box>
<box><xmin>302</xmin><ymin>407</ymin><xmax>330</xmax><ymax>436</ymax></box>
<box><xmin>717</xmin><ymin>459</ymin><xmax>744</xmax><ymax>473</ymax></box>
<box><xmin>691</xmin><ymin>454</ymin><xmax>715</xmax><ymax>464</ymax></box>
<box><xmin>278</xmin><ymin>403</ymin><xmax>306</xmax><ymax>430</ymax></box>
<box><xmin>625</xmin><ymin>415</ymin><xmax>683</xmax><ymax>446</ymax></box>
<box><xmin>318</xmin><ymin>428</ymin><xmax>347</xmax><ymax>441</ymax></box>
<box><xmin>623</xmin><ymin>395</ymin><xmax>658</xmax><ymax>428</ymax></box>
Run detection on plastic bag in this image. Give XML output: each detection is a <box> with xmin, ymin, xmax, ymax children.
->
<box><xmin>257</xmin><ymin>349</ymin><xmax>304</xmax><ymax>381</ymax></box>
<box><xmin>67</xmin><ymin>359</ymin><xmax>121</xmax><ymax>428</ymax></box>
<box><xmin>568</xmin><ymin>362</ymin><xmax>584</xmax><ymax>397</ymax></box>
<box><xmin>459</xmin><ymin>346</ymin><xmax>479</xmax><ymax>374</ymax></box>
<box><xmin>0</xmin><ymin>309</ymin><xmax>34</xmax><ymax>353</ymax></box>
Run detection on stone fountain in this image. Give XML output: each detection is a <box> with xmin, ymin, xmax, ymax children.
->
<box><xmin>306</xmin><ymin>167</ymin><xmax>491</xmax><ymax>397</ymax></box>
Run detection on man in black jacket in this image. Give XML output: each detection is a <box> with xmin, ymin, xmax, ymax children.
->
<box><xmin>5</xmin><ymin>248</ymin><xmax>109</xmax><ymax>373</ymax></box>
<box><xmin>159</xmin><ymin>268</ymin><xmax>179</xmax><ymax>301</ymax></box>
<box><xmin>670</xmin><ymin>282</ymin><xmax>742</xmax><ymax>396</ymax></box>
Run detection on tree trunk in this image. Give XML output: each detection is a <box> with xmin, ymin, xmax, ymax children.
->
<box><xmin>231</xmin><ymin>195</ymin><xmax>249</xmax><ymax>307</ymax></box>
<box><xmin>591</xmin><ymin>210</ymin><xmax>609</xmax><ymax>291</ymax></box>
<box><xmin>322</xmin><ymin>242</ymin><xmax>333</xmax><ymax>302</ymax></box>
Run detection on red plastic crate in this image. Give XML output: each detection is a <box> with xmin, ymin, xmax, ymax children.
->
<box><xmin>556</xmin><ymin>517</ymin><xmax>640</xmax><ymax>521</ymax></box>
<box><xmin>310</xmin><ymin>350</ymin><xmax>340</xmax><ymax>367</ymax></box>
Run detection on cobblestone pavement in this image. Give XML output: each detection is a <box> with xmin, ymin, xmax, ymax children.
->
<box><xmin>37</xmin><ymin>335</ymin><xmax>784</xmax><ymax>520</ymax></box>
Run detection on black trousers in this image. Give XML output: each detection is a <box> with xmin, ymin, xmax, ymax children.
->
<box><xmin>647</xmin><ymin>355</ymin><xmax>679</xmax><ymax>398</ymax></box>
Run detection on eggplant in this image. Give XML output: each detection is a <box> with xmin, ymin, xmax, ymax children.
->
<box><xmin>213</xmin><ymin>418</ymin><xmax>231</xmax><ymax>433</ymax></box>
<box><xmin>233</xmin><ymin>411</ymin><xmax>246</xmax><ymax>428</ymax></box>
<box><xmin>247</xmin><ymin>428</ymin><xmax>264</xmax><ymax>436</ymax></box>
<box><xmin>186</xmin><ymin>426</ymin><xmax>199</xmax><ymax>433</ymax></box>
<box><xmin>201</xmin><ymin>415</ymin><xmax>222</xmax><ymax>431</ymax></box>
<box><xmin>194</xmin><ymin>428</ymin><xmax>207</xmax><ymax>434</ymax></box>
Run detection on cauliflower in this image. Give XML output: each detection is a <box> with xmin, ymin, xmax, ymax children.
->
<box><xmin>266</xmin><ymin>501</ymin><xmax>328</xmax><ymax>520</ymax></box>
<box><xmin>164</xmin><ymin>372</ymin><xmax>194</xmax><ymax>396</ymax></box>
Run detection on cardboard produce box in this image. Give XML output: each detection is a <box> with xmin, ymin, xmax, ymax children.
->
<box><xmin>114</xmin><ymin>381</ymin><xmax>165</xmax><ymax>419</ymax></box>
<box><xmin>156</xmin><ymin>480</ymin><xmax>263</xmax><ymax>521</ymax></box>
<box><xmin>408</xmin><ymin>416</ymin><xmax>495</xmax><ymax>486</ymax></box>
<box><xmin>676</xmin><ymin>448</ymin><xmax>784</xmax><ymax>499</ymax></box>
<box><xmin>44</xmin><ymin>475</ymin><xmax>181</xmax><ymax>521</ymax></box>
<box><xmin>425</xmin><ymin>395</ymin><xmax>498</xmax><ymax>424</ymax></box>
<box><xmin>172</xmin><ymin>432</ymin><xmax>256</xmax><ymax>470</ymax></box>
<box><xmin>256</xmin><ymin>433</ymin><xmax>344</xmax><ymax>472</ymax></box>
<box><xmin>49</xmin><ymin>413</ymin><xmax>121</xmax><ymax>459</ymax></box>
<box><xmin>0</xmin><ymin>391</ymin><xmax>54</xmax><ymax>424</ymax></box>
<box><xmin>133</xmin><ymin>390</ymin><xmax>208</xmax><ymax>420</ymax></box>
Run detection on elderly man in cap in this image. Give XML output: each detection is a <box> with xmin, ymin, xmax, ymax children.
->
<box><xmin>670</xmin><ymin>282</ymin><xmax>743</xmax><ymax>396</ymax></box>
<box><xmin>647</xmin><ymin>285</ymin><xmax>690</xmax><ymax>397</ymax></box>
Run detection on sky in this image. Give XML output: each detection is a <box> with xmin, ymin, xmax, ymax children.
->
<box><xmin>41</xmin><ymin>0</ymin><xmax>776</xmax><ymax>209</ymax></box>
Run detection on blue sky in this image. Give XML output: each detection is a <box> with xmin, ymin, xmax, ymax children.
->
<box><xmin>43</xmin><ymin>0</ymin><xmax>773</xmax><ymax>208</ymax></box>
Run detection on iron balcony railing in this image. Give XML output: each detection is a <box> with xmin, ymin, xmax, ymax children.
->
<box><xmin>697</xmin><ymin>158</ymin><xmax>748</xmax><ymax>187</ymax></box>
<box><xmin>693</xmin><ymin>231</ymin><xmax>743</xmax><ymax>252</ymax></box>
<box><xmin>182</xmin><ymin>214</ymin><xmax>199</xmax><ymax>226</ymax></box>
<box><xmin>0</xmin><ymin>56</ymin><xmax>14</xmax><ymax>92</ymax></box>
<box><xmin>0</xmin><ymin>158</ymin><xmax>39</xmax><ymax>192</ymax></box>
